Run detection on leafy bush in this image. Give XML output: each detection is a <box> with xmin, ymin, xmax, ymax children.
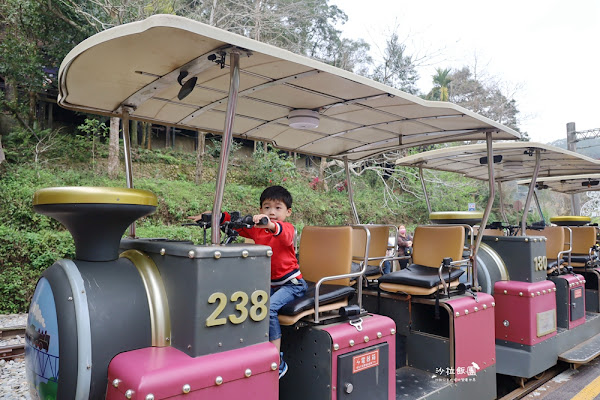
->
<box><xmin>246</xmin><ymin>145</ymin><xmax>297</xmax><ymax>186</ymax></box>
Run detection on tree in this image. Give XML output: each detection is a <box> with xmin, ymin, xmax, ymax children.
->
<box><xmin>426</xmin><ymin>68</ymin><xmax>452</xmax><ymax>101</ymax></box>
<box><xmin>446</xmin><ymin>66</ymin><xmax>522</xmax><ymax>134</ymax></box>
<box><xmin>368</xmin><ymin>32</ymin><xmax>419</xmax><ymax>94</ymax></box>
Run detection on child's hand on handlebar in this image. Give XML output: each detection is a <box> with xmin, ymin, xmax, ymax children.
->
<box><xmin>253</xmin><ymin>214</ymin><xmax>272</xmax><ymax>229</ymax></box>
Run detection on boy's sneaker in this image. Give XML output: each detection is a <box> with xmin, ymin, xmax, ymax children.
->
<box><xmin>279</xmin><ymin>352</ymin><xmax>288</xmax><ymax>379</ymax></box>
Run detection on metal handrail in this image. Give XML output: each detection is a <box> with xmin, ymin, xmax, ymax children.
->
<box><xmin>313</xmin><ymin>225</ymin><xmax>369</xmax><ymax>323</ymax></box>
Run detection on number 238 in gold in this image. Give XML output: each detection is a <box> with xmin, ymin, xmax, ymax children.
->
<box><xmin>206</xmin><ymin>290</ymin><xmax>269</xmax><ymax>327</ymax></box>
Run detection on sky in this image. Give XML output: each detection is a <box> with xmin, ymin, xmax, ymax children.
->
<box><xmin>328</xmin><ymin>0</ymin><xmax>600</xmax><ymax>143</ymax></box>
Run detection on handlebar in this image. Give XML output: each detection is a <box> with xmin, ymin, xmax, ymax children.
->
<box><xmin>183</xmin><ymin>212</ymin><xmax>269</xmax><ymax>244</ymax></box>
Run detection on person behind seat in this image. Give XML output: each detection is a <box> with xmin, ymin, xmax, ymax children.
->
<box><xmin>397</xmin><ymin>225</ymin><xmax>413</xmax><ymax>269</ymax></box>
<box><xmin>189</xmin><ymin>185</ymin><xmax>307</xmax><ymax>379</ymax></box>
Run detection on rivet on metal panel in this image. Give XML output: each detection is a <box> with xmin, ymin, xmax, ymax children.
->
<box><xmin>455</xmin><ymin>312</ymin><xmax>460</xmax><ymax>317</ymax></box>
<box><xmin>531</xmin><ymin>293</ymin><xmax>535</xmax><ymax>297</ymax></box>
<box><xmin>187</xmin><ymin>345</ymin><xmax>192</xmax><ymax>349</ymax></box>
<box><xmin>160</xmin><ymin>248</ymin><xmax>166</xmax><ymax>256</ymax></box>
<box><xmin>525</xmin><ymin>238</ymin><xmax>529</xmax><ymax>242</ymax></box>
<box><xmin>464</xmin><ymin>309</ymin><xmax>469</xmax><ymax>315</ymax></box>
<box><xmin>240</xmin><ymin>338</ymin><xmax>244</xmax><ymax>343</ymax></box>
<box><xmin>533</xmin><ymin>238</ymin><xmax>537</xmax><ymax>243</ymax></box>
<box><xmin>391</xmin><ymin>328</ymin><xmax>396</xmax><ymax>335</ymax></box>
<box><xmin>213</xmin><ymin>251</ymin><xmax>221</xmax><ymax>259</ymax></box>
<box><xmin>245</xmin><ymin>369</ymin><xmax>252</xmax><ymax>377</ymax></box>
<box><xmin>536</xmin><ymin>291</ymin><xmax>541</xmax><ymax>296</ymax></box>
<box><xmin>492</xmin><ymin>302</ymin><xmax>495</xmax><ymax>307</ymax></box>
<box><xmin>364</xmin><ymin>336</ymin><xmax>369</xmax><ymax>343</ymax></box>
<box><xmin>182</xmin><ymin>384</ymin><xmax>191</xmax><ymax>394</ymax></box>
<box><xmin>271</xmin><ymin>362</ymin><xmax>278</xmax><ymax>371</ymax></box>
<box><xmin>553</xmin><ymin>288</ymin><xmax>556</xmax><ymax>292</ymax></box>
<box><xmin>218</xmin><ymin>342</ymin><xmax>222</xmax><ymax>347</ymax></box>
<box><xmin>112</xmin><ymin>379</ymin><xmax>121</xmax><ymax>388</ymax></box>
<box><xmin>503</xmin><ymin>290</ymin><xmax>507</xmax><ymax>294</ymax></box>
<box><xmin>145</xmin><ymin>394</ymin><xmax>155</xmax><ymax>400</ymax></box>
<box><xmin>242</xmin><ymin>250</ymin><xmax>249</xmax><ymax>258</ymax></box>
<box><xmin>215</xmin><ymin>376</ymin><xmax>223</xmax><ymax>385</ymax></box>
<box><xmin>68</xmin><ymin>296</ymin><xmax>73</xmax><ymax>301</ymax></box>
<box><xmin>495</xmin><ymin>238</ymin><xmax>499</xmax><ymax>242</ymax></box>
<box><xmin>483</xmin><ymin>304</ymin><xmax>487</xmax><ymax>309</ymax></box>
<box><xmin>519</xmin><ymin>292</ymin><xmax>523</xmax><ymax>296</ymax></box>
<box><xmin>349</xmin><ymin>339</ymin><xmax>355</xmax><ymax>346</ymax></box>
<box><xmin>125</xmin><ymin>390</ymin><xmax>134</xmax><ymax>399</ymax></box>
<box><xmin>474</xmin><ymin>307</ymin><xmax>479</xmax><ymax>312</ymax></box>
<box><xmin>542</xmin><ymin>290</ymin><xmax>547</xmax><ymax>294</ymax></box>
<box><xmin>267</xmin><ymin>250</ymin><xmax>273</xmax><ymax>257</ymax></box>
<box><xmin>334</xmin><ymin>343</ymin><xmax>340</xmax><ymax>350</ymax></box>
<box><xmin>377</xmin><ymin>332</ymin><xmax>382</xmax><ymax>338</ymax></box>
<box><xmin>188</xmin><ymin>250</ymin><xmax>195</xmax><ymax>258</ymax></box>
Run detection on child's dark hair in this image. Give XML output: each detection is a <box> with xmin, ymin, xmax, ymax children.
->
<box><xmin>260</xmin><ymin>185</ymin><xmax>292</xmax><ymax>209</ymax></box>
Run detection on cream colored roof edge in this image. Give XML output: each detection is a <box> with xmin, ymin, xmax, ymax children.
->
<box><xmin>57</xmin><ymin>14</ymin><xmax>520</xmax><ymax>161</ymax></box>
<box><xmin>516</xmin><ymin>173</ymin><xmax>600</xmax><ymax>194</ymax></box>
<box><xmin>395</xmin><ymin>141</ymin><xmax>600</xmax><ymax>182</ymax></box>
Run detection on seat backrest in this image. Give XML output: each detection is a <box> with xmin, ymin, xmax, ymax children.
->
<box><xmin>526</xmin><ymin>226</ymin><xmax>564</xmax><ymax>261</ymax></box>
<box><xmin>299</xmin><ymin>226</ymin><xmax>353</xmax><ymax>286</ymax></box>
<box><xmin>564</xmin><ymin>226</ymin><xmax>596</xmax><ymax>254</ymax></box>
<box><xmin>351</xmin><ymin>225</ymin><xmax>390</xmax><ymax>266</ymax></box>
<box><xmin>412</xmin><ymin>226</ymin><xmax>465</xmax><ymax>268</ymax></box>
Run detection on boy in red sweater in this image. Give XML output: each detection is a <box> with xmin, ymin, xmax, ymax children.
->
<box><xmin>190</xmin><ymin>186</ymin><xmax>306</xmax><ymax>379</ymax></box>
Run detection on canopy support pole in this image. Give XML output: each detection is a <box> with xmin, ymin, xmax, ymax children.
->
<box><xmin>521</xmin><ymin>149</ymin><xmax>542</xmax><ymax>234</ymax></box>
<box><xmin>344</xmin><ymin>156</ymin><xmax>360</xmax><ymax>224</ymax></box>
<box><xmin>419</xmin><ymin>165</ymin><xmax>432</xmax><ymax>215</ymax></box>
<box><xmin>122</xmin><ymin>107</ymin><xmax>136</xmax><ymax>237</ymax></box>
<box><xmin>474</xmin><ymin>132</ymin><xmax>495</xmax><ymax>291</ymax></box>
<box><xmin>212</xmin><ymin>51</ymin><xmax>241</xmax><ymax>245</ymax></box>
<box><xmin>533</xmin><ymin>191</ymin><xmax>546</xmax><ymax>225</ymax></box>
<box><xmin>498</xmin><ymin>181</ymin><xmax>509</xmax><ymax>224</ymax></box>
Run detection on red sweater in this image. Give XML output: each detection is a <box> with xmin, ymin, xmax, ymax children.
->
<box><xmin>224</xmin><ymin>213</ymin><xmax>302</xmax><ymax>285</ymax></box>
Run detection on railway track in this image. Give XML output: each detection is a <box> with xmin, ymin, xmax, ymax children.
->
<box><xmin>0</xmin><ymin>325</ymin><xmax>26</xmax><ymax>361</ymax></box>
<box><xmin>499</xmin><ymin>365</ymin><xmax>567</xmax><ymax>400</ymax></box>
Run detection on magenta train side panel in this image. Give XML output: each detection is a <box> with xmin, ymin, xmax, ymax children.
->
<box><xmin>106</xmin><ymin>343</ymin><xmax>279</xmax><ymax>399</ymax></box>
<box><xmin>447</xmin><ymin>293</ymin><xmax>496</xmax><ymax>381</ymax></box>
<box><xmin>324</xmin><ymin>314</ymin><xmax>396</xmax><ymax>399</ymax></box>
<box><xmin>494</xmin><ymin>280</ymin><xmax>557</xmax><ymax>346</ymax></box>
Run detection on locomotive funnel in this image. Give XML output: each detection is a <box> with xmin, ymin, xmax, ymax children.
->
<box><xmin>33</xmin><ymin>187</ymin><xmax>157</xmax><ymax>261</ymax></box>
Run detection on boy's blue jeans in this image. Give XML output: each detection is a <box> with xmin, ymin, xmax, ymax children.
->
<box><xmin>269</xmin><ymin>279</ymin><xmax>308</xmax><ymax>341</ymax></box>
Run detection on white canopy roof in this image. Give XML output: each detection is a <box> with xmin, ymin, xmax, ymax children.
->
<box><xmin>58</xmin><ymin>14</ymin><xmax>519</xmax><ymax>161</ymax></box>
<box><xmin>395</xmin><ymin>142</ymin><xmax>600</xmax><ymax>181</ymax></box>
<box><xmin>517</xmin><ymin>174</ymin><xmax>600</xmax><ymax>194</ymax></box>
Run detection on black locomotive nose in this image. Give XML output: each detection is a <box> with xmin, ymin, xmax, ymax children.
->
<box><xmin>33</xmin><ymin>187</ymin><xmax>157</xmax><ymax>261</ymax></box>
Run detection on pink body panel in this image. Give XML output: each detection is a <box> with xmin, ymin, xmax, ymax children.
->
<box><xmin>324</xmin><ymin>314</ymin><xmax>396</xmax><ymax>400</ymax></box>
<box><xmin>558</xmin><ymin>274</ymin><xmax>586</xmax><ymax>329</ymax></box>
<box><xmin>446</xmin><ymin>293</ymin><xmax>496</xmax><ymax>380</ymax></box>
<box><xmin>494</xmin><ymin>280</ymin><xmax>557</xmax><ymax>345</ymax></box>
<box><xmin>106</xmin><ymin>342</ymin><xmax>278</xmax><ymax>400</ymax></box>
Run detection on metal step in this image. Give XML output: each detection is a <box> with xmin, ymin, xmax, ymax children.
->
<box><xmin>559</xmin><ymin>332</ymin><xmax>600</xmax><ymax>365</ymax></box>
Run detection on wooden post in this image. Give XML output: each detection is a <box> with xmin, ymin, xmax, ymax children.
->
<box><xmin>108</xmin><ymin>117</ymin><xmax>120</xmax><ymax>179</ymax></box>
<box><xmin>195</xmin><ymin>130</ymin><xmax>206</xmax><ymax>184</ymax></box>
<box><xmin>147</xmin><ymin>123</ymin><xmax>152</xmax><ymax>150</ymax></box>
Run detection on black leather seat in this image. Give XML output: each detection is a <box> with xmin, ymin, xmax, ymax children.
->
<box><xmin>378</xmin><ymin>264</ymin><xmax>464</xmax><ymax>288</ymax></box>
<box><xmin>279</xmin><ymin>282</ymin><xmax>355</xmax><ymax>316</ymax></box>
